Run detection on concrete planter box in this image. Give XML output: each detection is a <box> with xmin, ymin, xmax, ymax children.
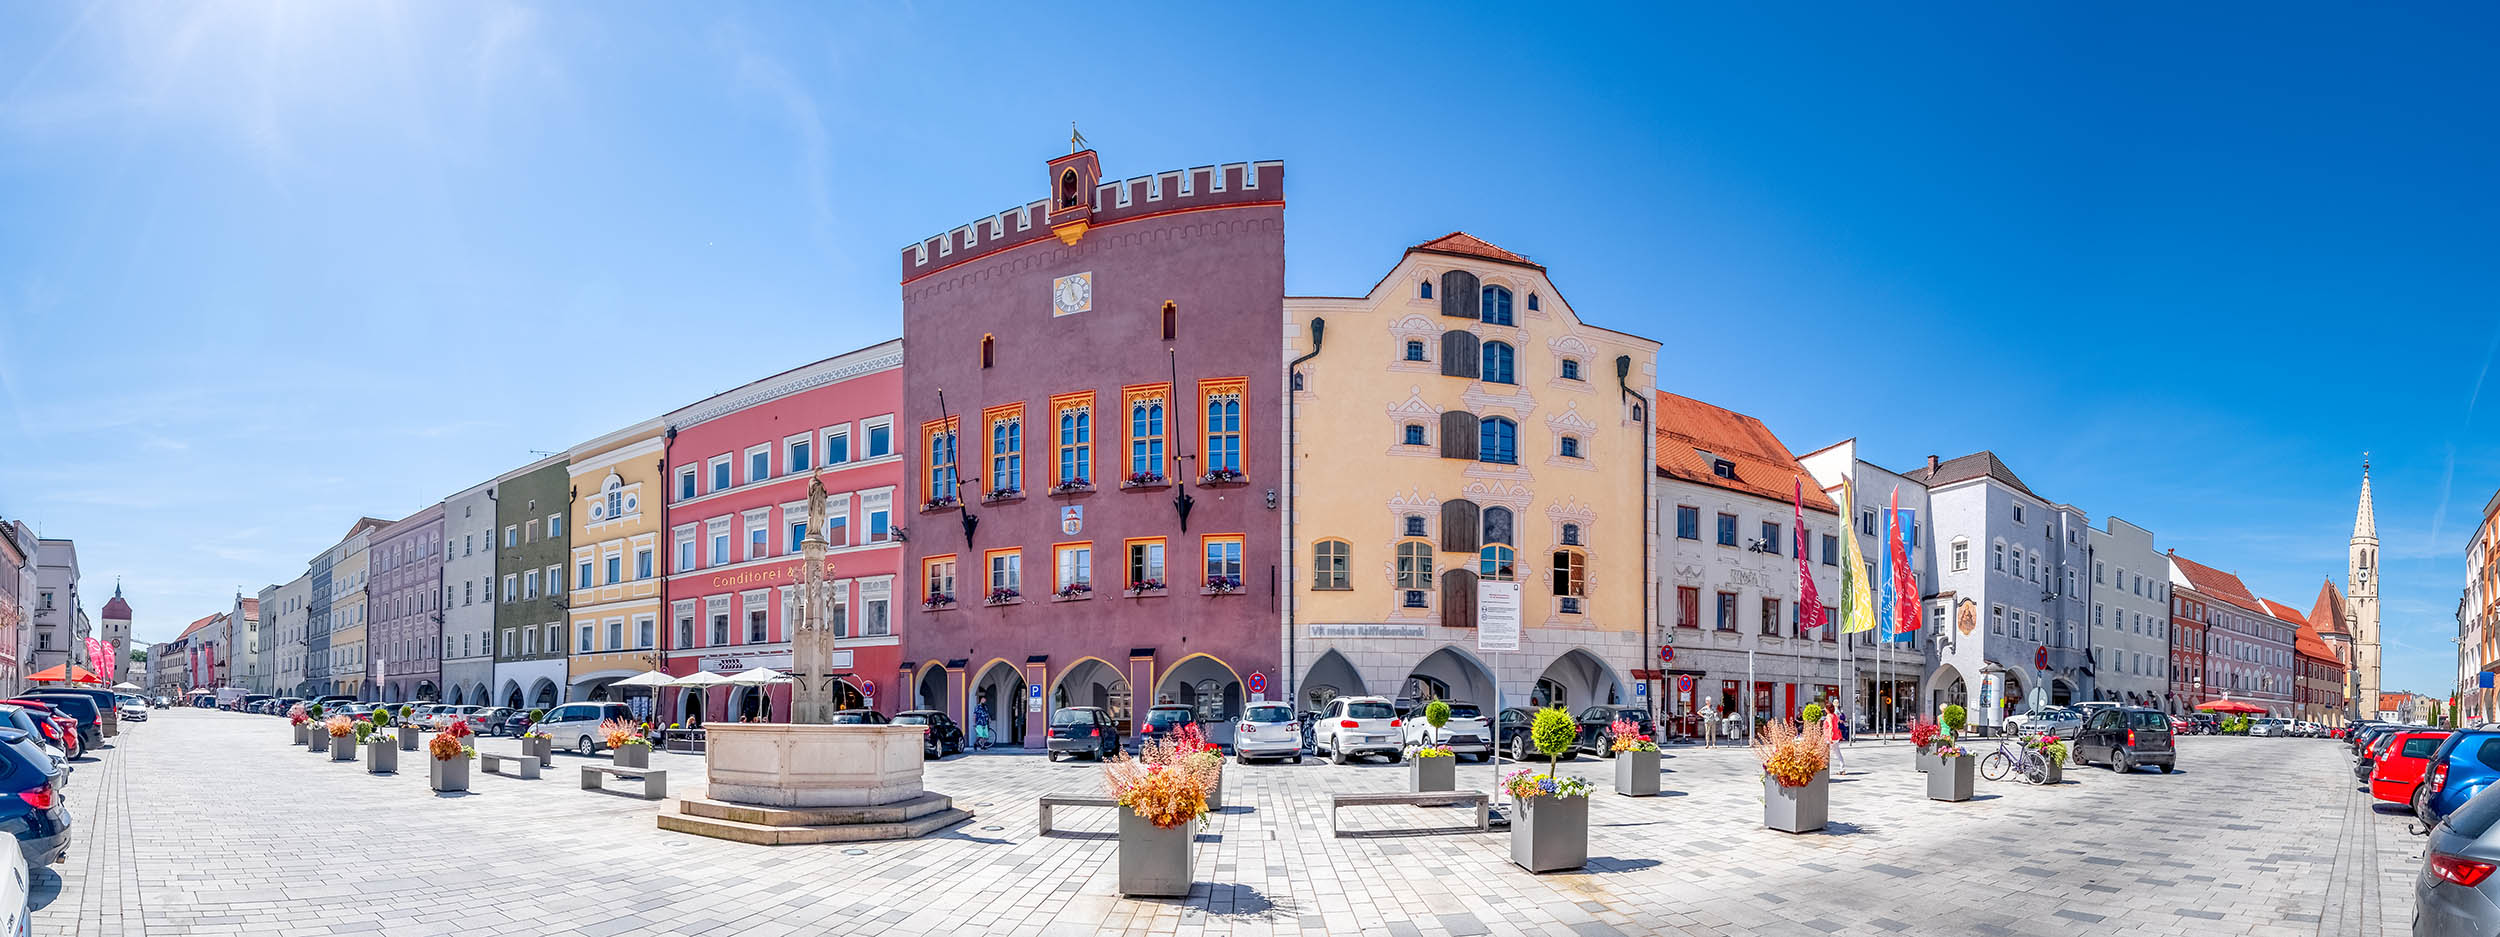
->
<box><xmin>1411</xmin><ymin>756</ymin><xmax>1457</xmax><ymax>792</ymax></box>
<box><xmin>1915</xmin><ymin>744</ymin><xmax>1939</xmax><ymax>774</ymax></box>
<box><xmin>1509</xmin><ymin>793</ymin><xmax>1589</xmax><ymax>873</ymax></box>
<box><xmin>1205</xmin><ymin>770</ymin><xmax>1222</xmax><ymax>811</ymax></box>
<box><xmin>1613</xmin><ymin>750</ymin><xmax>1661</xmax><ymax>796</ymax></box>
<box><xmin>366</xmin><ymin>740</ymin><xmax>398</xmax><ymax>774</ymax></box>
<box><xmin>398</xmin><ymin>726</ymin><xmax>421</xmax><ymax>752</ymax></box>
<box><xmin>428</xmin><ymin>756</ymin><xmax>468</xmax><ymax>793</ymax></box>
<box><xmin>1928</xmin><ymin>754</ymin><xmax>1974</xmax><ymax>801</ymax></box>
<box><xmin>294</xmin><ymin>724</ymin><xmax>309</xmax><ymax>745</ymax></box>
<box><xmin>1116</xmin><ymin>808</ymin><xmax>1195</xmax><ymax>897</ymax></box>
<box><xmin>1763</xmin><ymin>771</ymin><xmax>1829</xmax><ymax>833</ymax></box>
<box><xmin>2042</xmin><ymin>758</ymin><xmax>2063</xmax><ymax>785</ymax></box>
<box><xmin>330</xmin><ymin>736</ymin><xmax>356</xmax><ymax>761</ymax></box>
<box><xmin>612</xmin><ymin>745</ymin><xmax>650</xmax><ymax>769</ymax></box>
<box><xmin>310</xmin><ymin>731</ymin><xmax>331</xmax><ymax>753</ymax></box>
<box><xmin>526</xmin><ymin>736</ymin><xmax>554</xmax><ymax>767</ymax></box>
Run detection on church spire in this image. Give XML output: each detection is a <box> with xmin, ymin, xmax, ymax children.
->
<box><xmin>2352</xmin><ymin>454</ymin><xmax>2376</xmax><ymax>542</ymax></box>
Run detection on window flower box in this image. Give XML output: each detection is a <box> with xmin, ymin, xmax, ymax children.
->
<box><xmin>919</xmin><ymin>495</ymin><xmax>961</xmax><ymax>514</ymax></box>
<box><xmin>923</xmin><ymin>593</ymin><xmax>956</xmax><ymax>611</ymax></box>
<box><xmin>1195</xmin><ymin>468</ymin><xmax>1245</xmax><ymax>487</ymax></box>
<box><xmin>1121</xmin><ymin>472</ymin><xmax>1168</xmax><ymax>490</ymax></box>
<box><xmin>985</xmin><ymin>587</ymin><xmax>1022</xmax><ymax>607</ymax></box>
<box><xmin>1050</xmin><ymin>478</ymin><xmax>1094</xmax><ymax>497</ymax></box>
<box><xmin>1126</xmin><ymin>580</ymin><xmax>1167</xmax><ymax>598</ymax></box>
<box><xmin>983</xmin><ymin>486</ymin><xmax>1023</xmax><ymax>505</ymax></box>
<box><xmin>1054</xmin><ymin>583</ymin><xmax>1093</xmax><ymax>601</ymax></box>
<box><xmin>1201</xmin><ymin>576</ymin><xmax>1242</xmax><ymax>596</ymax></box>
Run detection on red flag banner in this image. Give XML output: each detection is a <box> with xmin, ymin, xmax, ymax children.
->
<box><xmin>1795</xmin><ymin>478</ymin><xmax>1825</xmax><ymax>635</ymax></box>
<box><xmin>1890</xmin><ymin>488</ymin><xmax>1918</xmax><ymax>632</ymax></box>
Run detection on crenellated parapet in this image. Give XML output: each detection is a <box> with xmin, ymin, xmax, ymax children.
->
<box><xmin>900</xmin><ymin>159</ymin><xmax>1283</xmax><ymax>283</ymax></box>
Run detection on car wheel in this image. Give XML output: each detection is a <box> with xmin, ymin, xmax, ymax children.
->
<box><xmin>1386</xmin><ymin>749</ymin><xmax>1403</xmax><ymax>764</ymax></box>
<box><xmin>1045</xmin><ymin>751</ymin><xmax>1059</xmax><ymax>763</ymax></box>
<box><xmin>1237</xmin><ymin>750</ymin><xmax>1250</xmax><ymax>765</ymax></box>
<box><xmin>1330</xmin><ymin>736</ymin><xmax>1348</xmax><ymax>765</ymax></box>
<box><xmin>2414</xmin><ymin>783</ymin><xmax>2431</xmax><ymax>816</ymax></box>
<box><xmin>576</xmin><ymin>735</ymin><xmax>594</xmax><ymax>756</ymax></box>
<box><xmin>1291</xmin><ymin>754</ymin><xmax>1303</xmax><ymax>764</ymax></box>
<box><xmin>2158</xmin><ymin>764</ymin><xmax>2174</xmax><ymax>774</ymax></box>
<box><xmin>2112</xmin><ymin>752</ymin><xmax>2130</xmax><ymax>774</ymax></box>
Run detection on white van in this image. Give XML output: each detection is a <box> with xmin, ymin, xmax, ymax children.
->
<box><xmin>533</xmin><ymin>702</ymin><xmax>635</xmax><ymax>755</ymax></box>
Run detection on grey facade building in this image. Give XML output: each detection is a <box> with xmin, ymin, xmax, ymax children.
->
<box><xmin>30</xmin><ymin>539</ymin><xmax>81</xmax><ymax>675</ymax></box>
<box><xmin>1904</xmin><ymin>452</ymin><xmax>2093</xmax><ymax>729</ymax></box>
<box><xmin>2088</xmin><ymin>516</ymin><xmax>2171</xmax><ymax>708</ymax></box>
<box><xmin>306</xmin><ymin>549</ymin><xmax>334</xmax><ymax>696</ymax></box>
<box><xmin>441</xmin><ymin>476</ymin><xmax>502</xmax><ymax>707</ymax></box>
<box><xmin>493</xmin><ymin>455</ymin><xmax>570</xmax><ymax>710</ymax></box>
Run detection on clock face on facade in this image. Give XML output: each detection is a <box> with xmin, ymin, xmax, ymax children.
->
<box><xmin>1053</xmin><ymin>271</ymin><xmax>1092</xmax><ymax>317</ymax></box>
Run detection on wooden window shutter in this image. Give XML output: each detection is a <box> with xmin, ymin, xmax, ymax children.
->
<box><xmin>1439</xmin><ymin>270</ymin><xmax>1480</xmax><ymax>319</ymax></box>
<box><xmin>1439</xmin><ymin>331</ymin><xmax>1480</xmax><ymax>379</ymax></box>
<box><xmin>1441</xmin><ymin>568</ymin><xmax>1479</xmax><ymax>628</ymax></box>
<box><xmin>1439</xmin><ymin>411</ymin><xmax>1478</xmax><ymax>460</ymax></box>
<box><xmin>1440</xmin><ymin>499</ymin><xmax>1481</xmax><ymax>553</ymax></box>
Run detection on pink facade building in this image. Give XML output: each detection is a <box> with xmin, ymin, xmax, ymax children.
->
<box><xmin>659</xmin><ymin>340</ymin><xmax>905</xmax><ymax>725</ymax></box>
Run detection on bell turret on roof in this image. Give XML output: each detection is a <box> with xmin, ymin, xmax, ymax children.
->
<box><xmin>100</xmin><ymin>581</ymin><xmax>131</xmax><ymax>621</ymax></box>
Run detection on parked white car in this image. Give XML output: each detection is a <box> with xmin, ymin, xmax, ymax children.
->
<box><xmin>1400</xmin><ymin>701</ymin><xmax>1494</xmax><ymax>761</ymax></box>
<box><xmin>0</xmin><ymin>825</ymin><xmax>24</xmax><ymax>937</ymax></box>
<box><xmin>1314</xmin><ymin>696</ymin><xmax>1404</xmax><ymax>764</ymax></box>
<box><xmin>1232</xmin><ymin>702</ymin><xmax>1303</xmax><ymax>764</ymax></box>
<box><xmin>2005</xmin><ymin>707</ymin><xmax>2083</xmax><ymax>738</ymax></box>
<box><xmin>2248</xmin><ymin>717</ymin><xmax>2293</xmax><ymax>737</ymax></box>
<box><xmin>533</xmin><ymin>702</ymin><xmax>635</xmax><ymax>755</ymax></box>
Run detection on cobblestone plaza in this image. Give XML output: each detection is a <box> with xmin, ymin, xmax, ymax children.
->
<box><xmin>35</xmin><ymin>711</ymin><xmax>2421</xmax><ymax>936</ymax></box>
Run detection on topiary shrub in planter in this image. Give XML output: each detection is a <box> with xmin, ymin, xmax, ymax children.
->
<box><xmin>1509</xmin><ymin>707</ymin><xmax>1590</xmax><ymax>872</ymax></box>
<box><xmin>1411</xmin><ymin>745</ymin><xmax>1456</xmax><ymax>791</ymax></box>
<box><xmin>1755</xmin><ymin>719</ymin><xmax>1831</xmax><ymax>833</ymax></box>
<box><xmin>1927</xmin><ymin>740</ymin><xmax>1974</xmax><ymax>801</ymax></box>
<box><xmin>1800</xmin><ymin>702</ymin><xmax>1826</xmax><ymax>728</ymax></box>
<box><xmin>1940</xmin><ymin>704</ymin><xmax>1967</xmax><ymax>738</ymax></box>
<box><xmin>602</xmin><ymin>720</ymin><xmax>651</xmax><ymax>769</ymax></box>
<box><xmin>1610</xmin><ymin>718</ymin><xmax>1661</xmax><ymax>796</ymax></box>
<box><xmin>364</xmin><ymin>725</ymin><xmax>398</xmax><ymax>775</ymax></box>
<box><xmin>1103</xmin><ymin>737</ymin><xmax>1216</xmax><ymax>897</ymax></box>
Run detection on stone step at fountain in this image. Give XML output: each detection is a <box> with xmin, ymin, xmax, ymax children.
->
<box><xmin>661</xmin><ymin>793</ymin><xmax>973</xmax><ymax>844</ymax></box>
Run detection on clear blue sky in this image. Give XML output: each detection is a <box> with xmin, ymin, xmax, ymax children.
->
<box><xmin>2</xmin><ymin>4</ymin><xmax>2493</xmax><ymax>696</ymax></box>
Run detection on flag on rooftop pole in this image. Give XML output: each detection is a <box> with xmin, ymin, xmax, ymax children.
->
<box><xmin>1794</xmin><ymin>478</ymin><xmax>1824</xmax><ymax>637</ymax></box>
<box><xmin>1889</xmin><ymin>486</ymin><xmax>1920</xmax><ymax>643</ymax></box>
<box><xmin>1837</xmin><ymin>478</ymin><xmax>1877</xmax><ymax>634</ymax></box>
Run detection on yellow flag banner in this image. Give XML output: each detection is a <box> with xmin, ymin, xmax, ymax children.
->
<box><xmin>1837</xmin><ymin>478</ymin><xmax>1878</xmax><ymax>634</ymax></box>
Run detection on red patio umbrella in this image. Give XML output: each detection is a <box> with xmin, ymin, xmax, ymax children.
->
<box><xmin>26</xmin><ymin>664</ymin><xmax>99</xmax><ymax>684</ymax></box>
<box><xmin>2195</xmin><ymin>698</ymin><xmax>2267</xmax><ymax>714</ymax></box>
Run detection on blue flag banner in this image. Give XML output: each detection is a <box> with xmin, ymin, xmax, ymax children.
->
<box><xmin>1880</xmin><ymin>508</ymin><xmax>1918</xmax><ymax>644</ymax></box>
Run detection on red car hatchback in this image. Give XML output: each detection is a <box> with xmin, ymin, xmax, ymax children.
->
<box><xmin>2371</xmin><ymin>729</ymin><xmax>2455</xmax><ymax>808</ymax></box>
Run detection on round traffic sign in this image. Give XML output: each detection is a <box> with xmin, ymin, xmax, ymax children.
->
<box><xmin>1246</xmin><ymin>671</ymin><xmax>1267</xmax><ymax>695</ymax></box>
<box><xmin>863</xmin><ymin>679</ymin><xmax>878</xmax><ymax>698</ymax></box>
<box><xmin>2033</xmin><ymin>646</ymin><xmax>2048</xmax><ymax>670</ymax></box>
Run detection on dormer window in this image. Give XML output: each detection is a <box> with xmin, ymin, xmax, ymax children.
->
<box><xmin>1420</xmin><ymin>280</ymin><xmax>1433</xmax><ymax>300</ymax></box>
<box><xmin>1711</xmin><ymin>459</ymin><xmax>1735</xmax><ymax>479</ymax></box>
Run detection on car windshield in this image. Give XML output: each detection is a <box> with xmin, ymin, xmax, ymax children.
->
<box><xmin>1146</xmin><ymin>710</ymin><xmax>1192</xmax><ymax>726</ymax></box>
<box><xmin>1245</xmin><ymin>705</ymin><xmax>1292</xmax><ymax>723</ymax></box>
<box><xmin>1441</xmin><ymin>704</ymin><xmax>1483</xmax><ymax>720</ymax></box>
<box><xmin>1051</xmin><ymin>709</ymin><xmax>1100</xmax><ymax>726</ymax></box>
<box><xmin>2128</xmin><ymin>711</ymin><xmax>2169</xmax><ymax>729</ymax></box>
<box><xmin>891</xmin><ymin>714</ymin><xmax>930</xmax><ymax>725</ymax></box>
<box><xmin>1346</xmin><ymin>701</ymin><xmax>1395</xmax><ymax>720</ymax></box>
<box><xmin>829</xmin><ymin>712</ymin><xmax>875</xmax><ymax>724</ymax></box>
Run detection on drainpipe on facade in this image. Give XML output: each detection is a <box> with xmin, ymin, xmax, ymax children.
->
<box><xmin>656</xmin><ymin>439</ymin><xmax>672</xmax><ymax>726</ymax></box>
<box><xmin>1283</xmin><ymin>318</ymin><xmax>1324</xmax><ymax>710</ymax></box>
<box><xmin>1617</xmin><ymin>355</ymin><xmax>1651</xmax><ymax>717</ymax></box>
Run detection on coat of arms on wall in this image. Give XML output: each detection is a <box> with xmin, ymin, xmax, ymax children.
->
<box><xmin>1956</xmin><ymin>598</ymin><xmax>1978</xmax><ymax>636</ymax></box>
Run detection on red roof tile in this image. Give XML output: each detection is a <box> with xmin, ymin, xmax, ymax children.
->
<box><xmin>2309</xmin><ymin>580</ymin><xmax>2351</xmax><ymax>637</ymax></box>
<box><xmin>1653</xmin><ymin>391</ymin><xmax>1838</xmax><ymax>514</ymax></box>
<box><xmin>238</xmin><ymin>597</ymin><xmax>259</xmax><ymax>619</ymax></box>
<box><xmin>2263</xmin><ymin>598</ymin><xmax>2346</xmax><ymax>663</ymax></box>
<box><xmin>1407</xmin><ymin>232</ymin><xmax>1541</xmax><ymax>270</ymax></box>
<box><xmin>176</xmin><ymin>613</ymin><xmax>221</xmax><ymax>640</ymax></box>
<box><xmin>2169</xmin><ymin>553</ymin><xmax>2265</xmax><ymax>614</ymax></box>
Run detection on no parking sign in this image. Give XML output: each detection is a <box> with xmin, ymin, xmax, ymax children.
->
<box><xmin>1247</xmin><ymin>671</ymin><xmax>1267</xmax><ymax>701</ymax></box>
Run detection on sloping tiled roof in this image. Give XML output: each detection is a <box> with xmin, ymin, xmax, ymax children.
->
<box><xmin>2310</xmin><ymin>580</ymin><xmax>2351</xmax><ymax>637</ymax></box>
<box><xmin>2169</xmin><ymin>552</ymin><xmax>2265</xmax><ymax>613</ymax></box>
<box><xmin>1899</xmin><ymin>451</ymin><xmax>2040</xmax><ymax>499</ymax></box>
<box><xmin>1653</xmin><ymin>391</ymin><xmax>1838</xmax><ymax>514</ymax></box>
<box><xmin>237</xmin><ymin>597</ymin><xmax>259</xmax><ymax>619</ymax></box>
<box><xmin>2294</xmin><ymin>620</ymin><xmax>2342</xmax><ymax>663</ymax></box>
<box><xmin>1407</xmin><ymin>232</ymin><xmax>1542</xmax><ymax>270</ymax></box>
<box><xmin>176</xmin><ymin>613</ymin><xmax>221</xmax><ymax>640</ymax></box>
<box><xmin>2259</xmin><ymin>599</ymin><xmax>2307</xmax><ymax>625</ymax></box>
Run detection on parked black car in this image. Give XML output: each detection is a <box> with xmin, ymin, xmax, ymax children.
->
<box><xmin>0</xmin><ymin>726</ymin><xmax>69</xmax><ymax>865</ymax></box>
<box><xmin>1047</xmin><ymin>706</ymin><xmax>1121</xmax><ymax>761</ymax></box>
<box><xmin>1572</xmin><ymin>705</ymin><xmax>1656</xmax><ymax>757</ymax></box>
<box><xmin>12</xmin><ymin>695</ymin><xmax>101</xmax><ymax>750</ymax></box>
<box><xmin>25</xmin><ymin>688</ymin><xmax>117</xmax><ymax>740</ymax></box>
<box><xmin>2073</xmin><ymin>706</ymin><xmax>2175</xmax><ymax>773</ymax></box>
<box><xmin>1</xmin><ymin>702</ymin><xmax>78</xmax><ymax>759</ymax></box>
<box><xmin>892</xmin><ymin>710</ymin><xmax>965</xmax><ymax>759</ymax></box>
<box><xmin>1136</xmin><ymin>705</ymin><xmax>1201</xmax><ymax>752</ymax></box>
<box><xmin>1498</xmin><ymin>706</ymin><xmax>1577</xmax><ymax>763</ymax></box>
<box><xmin>498</xmin><ymin>710</ymin><xmax>535</xmax><ymax>738</ymax></box>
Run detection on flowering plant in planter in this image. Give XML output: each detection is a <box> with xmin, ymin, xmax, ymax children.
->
<box><xmin>2029</xmin><ymin>734</ymin><xmax>2068</xmax><ymax>766</ymax></box>
<box><xmin>289</xmin><ymin>708</ymin><xmax>309</xmax><ymax>727</ymax></box>
<box><xmin>599</xmin><ymin>719</ymin><xmax>649</xmax><ymax>749</ymax></box>
<box><xmin>922</xmin><ymin>592</ymin><xmax>956</xmax><ymax>610</ymax></box>
<box><xmin>921</xmin><ymin>494</ymin><xmax>961</xmax><ymax>512</ymax></box>
<box><xmin>1166</xmin><ymin>723</ymin><xmax>1220</xmax><ymax>757</ymax></box>
<box><xmin>441</xmin><ymin>718</ymin><xmax>475</xmax><ymax>741</ymax></box>
<box><xmin>985</xmin><ymin>485</ymin><xmax>1022</xmax><ymax>501</ymax></box>
<box><xmin>1054</xmin><ymin>582</ymin><xmax>1092</xmax><ymax>599</ymax></box>
<box><xmin>1930</xmin><ymin>740</ymin><xmax>1967</xmax><ymax>758</ymax></box>
<box><xmin>426</xmin><ymin>731</ymin><xmax>473</xmax><ymax>761</ymax></box>
<box><xmin>1122</xmin><ymin>471</ymin><xmax>1165</xmax><ymax>487</ymax></box>
<box><xmin>1197</xmin><ymin>468</ymin><xmax>1244</xmax><ymax>485</ymax></box>
<box><xmin>1051</xmin><ymin>477</ymin><xmax>1092</xmax><ymax>494</ymax></box>
<box><xmin>985</xmin><ymin>587</ymin><xmax>1021</xmax><ymax>605</ymax></box>
<box><xmin>1608</xmin><ymin>718</ymin><xmax>1659</xmax><ymax>753</ymax></box>
<box><xmin>1127</xmin><ymin>579</ymin><xmax>1165</xmax><ymax>596</ymax></box>
<box><xmin>1752</xmin><ymin>719</ymin><xmax>1831</xmax><ymax>787</ymax></box>
<box><xmin>1202</xmin><ymin>576</ymin><xmax>1241</xmax><ymax>594</ymax></box>
<box><xmin>1908</xmin><ymin>718</ymin><xmax>1941</xmax><ymax>750</ymax></box>
<box><xmin>1103</xmin><ymin>737</ymin><xmax>1219</xmax><ymax>829</ymax></box>
<box><xmin>1501</xmin><ymin>767</ymin><xmax>1593</xmax><ymax>799</ymax></box>
<box><xmin>1415</xmin><ymin>745</ymin><xmax>1455</xmax><ymax>759</ymax></box>
<box><xmin>325</xmin><ymin>715</ymin><xmax>355</xmax><ymax>738</ymax></box>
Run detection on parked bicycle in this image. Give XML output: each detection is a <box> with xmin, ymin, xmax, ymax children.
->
<box><xmin>1980</xmin><ymin>734</ymin><xmax>2050</xmax><ymax>784</ymax></box>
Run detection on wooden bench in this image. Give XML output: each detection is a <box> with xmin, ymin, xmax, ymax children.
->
<box><xmin>479</xmin><ymin>752</ymin><xmax>541</xmax><ymax>780</ymax></box>
<box><xmin>1037</xmin><ymin>794</ymin><xmax>1117</xmax><ymax>834</ymax></box>
<box><xmin>581</xmin><ymin>765</ymin><xmax>667</xmax><ymax>800</ymax></box>
<box><xmin>1328</xmin><ymin>791</ymin><xmax>1489</xmax><ymax>836</ymax></box>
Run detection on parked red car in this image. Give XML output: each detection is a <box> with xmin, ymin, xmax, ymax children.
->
<box><xmin>2372</xmin><ymin>729</ymin><xmax>2456</xmax><ymax>808</ymax></box>
<box><xmin>0</xmin><ymin>700</ymin><xmax>81</xmax><ymax>759</ymax></box>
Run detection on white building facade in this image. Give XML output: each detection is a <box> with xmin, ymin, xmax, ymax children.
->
<box><xmin>2088</xmin><ymin>517</ymin><xmax>2171</xmax><ymax>708</ymax></box>
<box><xmin>1908</xmin><ymin>452</ymin><xmax>2092</xmax><ymax>730</ymax></box>
<box><xmin>1797</xmin><ymin>440</ymin><xmax>1940</xmax><ymax>734</ymax></box>
<box><xmin>441</xmin><ymin>477</ymin><xmax>501</xmax><ymax>708</ymax></box>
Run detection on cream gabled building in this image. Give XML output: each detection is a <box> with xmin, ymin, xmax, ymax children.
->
<box><xmin>566</xmin><ymin>418</ymin><xmax>667</xmax><ymax>705</ymax></box>
<box><xmin>1283</xmin><ymin>233</ymin><xmax>1659</xmax><ymax>718</ymax></box>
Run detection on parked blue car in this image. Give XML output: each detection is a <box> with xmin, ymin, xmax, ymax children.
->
<box><xmin>2416</xmin><ymin>730</ymin><xmax>2500</xmax><ymax>825</ymax></box>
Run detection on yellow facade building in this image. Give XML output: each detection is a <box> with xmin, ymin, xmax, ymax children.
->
<box><xmin>566</xmin><ymin>418</ymin><xmax>667</xmax><ymax>707</ymax></box>
<box><xmin>1283</xmin><ymin>234</ymin><xmax>1659</xmax><ymax>719</ymax></box>
<box><xmin>329</xmin><ymin>524</ymin><xmax>377</xmax><ymax>700</ymax></box>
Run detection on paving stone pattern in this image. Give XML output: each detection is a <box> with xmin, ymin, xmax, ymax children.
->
<box><xmin>38</xmin><ymin>711</ymin><xmax>2425</xmax><ymax>936</ymax></box>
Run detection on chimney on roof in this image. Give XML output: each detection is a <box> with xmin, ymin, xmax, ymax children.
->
<box><xmin>1926</xmin><ymin>455</ymin><xmax>1940</xmax><ymax>472</ymax></box>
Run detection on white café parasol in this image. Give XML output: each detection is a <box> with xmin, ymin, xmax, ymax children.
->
<box><xmin>728</xmin><ymin>667</ymin><xmax>792</xmax><ymax>686</ymax></box>
<box><xmin>610</xmin><ymin>670</ymin><xmax>677</xmax><ymax>688</ymax></box>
